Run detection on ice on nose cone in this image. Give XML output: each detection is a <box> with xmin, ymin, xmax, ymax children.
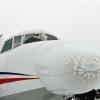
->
<box><xmin>65</xmin><ymin>54</ymin><xmax>100</xmax><ymax>91</ymax></box>
<box><xmin>40</xmin><ymin>41</ymin><xmax>100</xmax><ymax>95</ymax></box>
<box><xmin>66</xmin><ymin>55</ymin><xmax>100</xmax><ymax>80</ymax></box>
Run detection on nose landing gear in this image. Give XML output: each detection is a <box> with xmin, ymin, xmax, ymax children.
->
<box><xmin>62</xmin><ymin>95</ymin><xmax>77</xmax><ymax>100</ymax></box>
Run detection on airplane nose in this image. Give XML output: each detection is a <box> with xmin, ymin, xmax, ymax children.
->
<box><xmin>39</xmin><ymin>41</ymin><xmax>100</xmax><ymax>95</ymax></box>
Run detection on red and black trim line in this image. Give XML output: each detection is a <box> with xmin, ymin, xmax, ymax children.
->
<box><xmin>0</xmin><ymin>72</ymin><xmax>40</xmax><ymax>84</ymax></box>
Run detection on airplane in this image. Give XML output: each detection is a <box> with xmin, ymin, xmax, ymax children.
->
<box><xmin>0</xmin><ymin>30</ymin><xmax>100</xmax><ymax>100</ymax></box>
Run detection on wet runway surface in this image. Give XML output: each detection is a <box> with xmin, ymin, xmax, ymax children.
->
<box><xmin>0</xmin><ymin>88</ymin><xmax>62</xmax><ymax>100</ymax></box>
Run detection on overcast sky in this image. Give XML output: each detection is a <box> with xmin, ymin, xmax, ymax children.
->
<box><xmin>0</xmin><ymin>0</ymin><xmax>100</xmax><ymax>49</ymax></box>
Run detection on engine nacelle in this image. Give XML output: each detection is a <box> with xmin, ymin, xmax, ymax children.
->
<box><xmin>38</xmin><ymin>41</ymin><xmax>100</xmax><ymax>96</ymax></box>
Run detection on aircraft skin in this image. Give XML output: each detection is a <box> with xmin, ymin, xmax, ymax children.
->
<box><xmin>0</xmin><ymin>30</ymin><xmax>61</xmax><ymax>97</ymax></box>
<box><xmin>0</xmin><ymin>30</ymin><xmax>100</xmax><ymax>98</ymax></box>
<box><xmin>0</xmin><ymin>40</ymin><xmax>62</xmax><ymax>97</ymax></box>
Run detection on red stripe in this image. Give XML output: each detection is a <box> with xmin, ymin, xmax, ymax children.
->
<box><xmin>0</xmin><ymin>78</ymin><xmax>40</xmax><ymax>84</ymax></box>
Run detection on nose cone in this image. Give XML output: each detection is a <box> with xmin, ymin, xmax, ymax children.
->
<box><xmin>40</xmin><ymin>41</ymin><xmax>100</xmax><ymax>95</ymax></box>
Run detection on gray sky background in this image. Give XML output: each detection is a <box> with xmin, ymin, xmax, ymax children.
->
<box><xmin>0</xmin><ymin>0</ymin><xmax>100</xmax><ymax>49</ymax></box>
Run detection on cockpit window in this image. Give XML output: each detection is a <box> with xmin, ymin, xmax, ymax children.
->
<box><xmin>1</xmin><ymin>38</ymin><xmax>13</xmax><ymax>53</ymax></box>
<box><xmin>22</xmin><ymin>32</ymin><xmax>59</xmax><ymax>44</ymax></box>
<box><xmin>0</xmin><ymin>32</ymin><xmax>58</xmax><ymax>54</ymax></box>
<box><xmin>23</xmin><ymin>33</ymin><xmax>48</xmax><ymax>44</ymax></box>
<box><xmin>13</xmin><ymin>35</ymin><xmax>22</xmax><ymax>48</ymax></box>
<box><xmin>46</xmin><ymin>34</ymin><xmax>58</xmax><ymax>40</ymax></box>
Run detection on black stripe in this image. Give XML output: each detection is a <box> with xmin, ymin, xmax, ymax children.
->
<box><xmin>0</xmin><ymin>72</ymin><xmax>32</xmax><ymax>76</ymax></box>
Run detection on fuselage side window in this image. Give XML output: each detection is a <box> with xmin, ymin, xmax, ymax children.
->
<box><xmin>13</xmin><ymin>35</ymin><xmax>22</xmax><ymax>48</ymax></box>
<box><xmin>1</xmin><ymin>38</ymin><xmax>13</xmax><ymax>53</ymax></box>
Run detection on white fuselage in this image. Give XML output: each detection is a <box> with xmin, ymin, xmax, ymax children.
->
<box><xmin>0</xmin><ymin>40</ymin><xmax>61</xmax><ymax>97</ymax></box>
<box><xmin>1</xmin><ymin>33</ymin><xmax>100</xmax><ymax>98</ymax></box>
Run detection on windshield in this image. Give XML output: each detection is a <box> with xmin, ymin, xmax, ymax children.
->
<box><xmin>22</xmin><ymin>32</ymin><xmax>48</xmax><ymax>44</ymax></box>
<box><xmin>0</xmin><ymin>32</ymin><xmax>58</xmax><ymax>54</ymax></box>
